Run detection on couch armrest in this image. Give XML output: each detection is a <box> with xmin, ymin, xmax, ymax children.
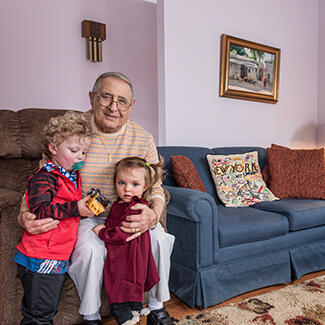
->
<box><xmin>165</xmin><ymin>185</ymin><xmax>219</xmax><ymax>269</ymax></box>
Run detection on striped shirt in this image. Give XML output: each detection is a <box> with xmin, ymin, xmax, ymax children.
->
<box><xmin>81</xmin><ymin>112</ymin><xmax>165</xmax><ymax>205</ymax></box>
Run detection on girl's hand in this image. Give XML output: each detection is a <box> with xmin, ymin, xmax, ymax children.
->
<box><xmin>93</xmin><ymin>224</ymin><xmax>106</xmax><ymax>235</ymax></box>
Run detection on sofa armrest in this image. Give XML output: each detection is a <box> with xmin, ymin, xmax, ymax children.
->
<box><xmin>165</xmin><ymin>185</ymin><xmax>219</xmax><ymax>269</ymax></box>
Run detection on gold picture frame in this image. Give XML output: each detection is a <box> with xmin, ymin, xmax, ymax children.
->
<box><xmin>219</xmin><ymin>34</ymin><xmax>280</xmax><ymax>104</ymax></box>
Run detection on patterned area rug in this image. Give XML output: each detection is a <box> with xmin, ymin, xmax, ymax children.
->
<box><xmin>176</xmin><ymin>275</ymin><xmax>325</xmax><ymax>324</ymax></box>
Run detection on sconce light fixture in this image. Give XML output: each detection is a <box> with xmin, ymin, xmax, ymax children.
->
<box><xmin>82</xmin><ymin>20</ymin><xmax>106</xmax><ymax>62</ymax></box>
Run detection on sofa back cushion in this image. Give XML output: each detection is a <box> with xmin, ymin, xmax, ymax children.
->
<box><xmin>0</xmin><ymin>158</ymin><xmax>39</xmax><ymax>193</ymax></box>
<box><xmin>0</xmin><ymin>110</ymin><xmax>21</xmax><ymax>158</ymax></box>
<box><xmin>0</xmin><ymin>108</ymin><xmax>72</xmax><ymax>159</ymax></box>
<box><xmin>0</xmin><ymin>108</ymin><xmax>76</xmax><ymax>193</ymax></box>
<box><xmin>211</xmin><ymin>147</ymin><xmax>267</xmax><ymax>170</ymax></box>
<box><xmin>158</xmin><ymin>146</ymin><xmax>267</xmax><ymax>205</ymax></box>
<box><xmin>20</xmin><ymin>108</ymin><xmax>72</xmax><ymax>159</ymax></box>
<box><xmin>158</xmin><ymin>146</ymin><xmax>218</xmax><ymax>200</ymax></box>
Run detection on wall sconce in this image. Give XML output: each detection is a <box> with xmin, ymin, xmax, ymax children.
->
<box><xmin>82</xmin><ymin>20</ymin><xmax>106</xmax><ymax>62</ymax></box>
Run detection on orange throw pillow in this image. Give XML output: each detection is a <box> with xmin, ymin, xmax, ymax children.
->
<box><xmin>170</xmin><ymin>155</ymin><xmax>207</xmax><ymax>192</ymax></box>
<box><xmin>262</xmin><ymin>144</ymin><xmax>286</xmax><ymax>185</ymax></box>
<box><xmin>266</xmin><ymin>144</ymin><xmax>325</xmax><ymax>199</ymax></box>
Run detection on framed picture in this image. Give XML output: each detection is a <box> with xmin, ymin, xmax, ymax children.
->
<box><xmin>219</xmin><ymin>34</ymin><xmax>280</xmax><ymax>104</ymax></box>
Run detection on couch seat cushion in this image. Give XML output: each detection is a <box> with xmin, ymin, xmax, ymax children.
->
<box><xmin>252</xmin><ymin>199</ymin><xmax>325</xmax><ymax>231</ymax></box>
<box><xmin>218</xmin><ymin>206</ymin><xmax>289</xmax><ymax>247</ymax></box>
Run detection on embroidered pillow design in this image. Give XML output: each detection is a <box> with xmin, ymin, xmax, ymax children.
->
<box><xmin>206</xmin><ymin>151</ymin><xmax>278</xmax><ymax>207</ymax></box>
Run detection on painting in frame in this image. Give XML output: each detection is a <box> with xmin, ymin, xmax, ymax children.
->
<box><xmin>219</xmin><ymin>34</ymin><xmax>280</xmax><ymax>104</ymax></box>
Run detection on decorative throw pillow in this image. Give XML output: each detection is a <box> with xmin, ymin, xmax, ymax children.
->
<box><xmin>206</xmin><ymin>151</ymin><xmax>278</xmax><ymax>207</ymax></box>
<box><xmin>266</xmin><ymin>144</ymin><xmax>325</xmax><ymax>199</ymax></box>
<box><xmin>170</xmin><ymin>155</ymin><xmax>207</xmax><ymax>192</ymax></box>
<box><xmin>262</xmin><ymin>144</ymin><xmax>288</xmax><ymax>185</ymax></box>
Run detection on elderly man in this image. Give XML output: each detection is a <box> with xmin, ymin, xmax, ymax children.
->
<box><xmin>18</xmin><ymin>72</ymin><xmax>175</xmax><ymax>325</ymax></box>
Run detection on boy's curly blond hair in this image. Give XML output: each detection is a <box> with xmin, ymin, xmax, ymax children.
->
<box><xmin>42</xmin><ymin>111</ymin><xmax>92</xmax><ymax>157</ymax></box>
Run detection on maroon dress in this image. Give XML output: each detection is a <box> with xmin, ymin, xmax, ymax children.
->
<box><xmin>98</xmin><ymin>196</ymin><xmax>160</xmax><ymax>303</ymax></box>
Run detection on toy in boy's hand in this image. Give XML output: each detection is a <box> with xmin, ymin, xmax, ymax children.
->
<box><xmin>86</xmin><ymin>188</ymin><xmax>110</xmax><ymax>215</ymax></box>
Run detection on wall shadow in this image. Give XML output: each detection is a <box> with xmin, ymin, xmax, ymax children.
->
<box><xmin>290</xmin><ymin>122</ymin><xmax>318</xmax><ymax>148</ymax></box>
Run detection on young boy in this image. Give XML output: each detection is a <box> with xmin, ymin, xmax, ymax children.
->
<box><xmin>14</xmin><ymin>111</ymin><xmax>94</xmax><ymax>325</ymax></box>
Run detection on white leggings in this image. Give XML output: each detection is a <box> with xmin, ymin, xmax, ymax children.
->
<box><xmin>68</xmin><ymin>216</ymin><xmax>175</xmax><ymax>316</ymax></box>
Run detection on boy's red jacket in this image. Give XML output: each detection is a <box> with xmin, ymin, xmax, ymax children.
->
<box><xmin>16</xmin><ymin>164</ymin><xmax>81</xmax><ymax>260</ymax></box>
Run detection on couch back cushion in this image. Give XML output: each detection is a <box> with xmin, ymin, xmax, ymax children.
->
<box><xmin>211</xmin><ymin>147</ymin><xmax>267</xmax><ymax>170</ymax></box>
<box><xmin>0</xmin><ymin>110</ymin><xmax>21</xmax><ymax>158</ymax></box>
<box><xmin>0</xmin><ymin>108</ymin><xmax>72</xmax><ymax>159</ymax></box>
<box><xmin>158</xmin><ymin>146</ymin><xmax>218</xmax><ymax>200</ymax></box>
<box><xmin>158</xmin><ymin>146</ymin><xmax>267</xmax><ymax>204</ymax></box>
<box><xmin>20</xmin><ymin>108</ymin><xmax>72</xmax><ymax>159</ymax></box>
<box><xmin>0</xmin><ymin>108</ymin><xmax>76</xmax><ymax>193</ymax></box>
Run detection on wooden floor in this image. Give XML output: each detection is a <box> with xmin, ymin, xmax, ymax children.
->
<box><xmin>102</xmin><ymin>270</ymin><xmax>325</xmax><ymax>324</ymax></box>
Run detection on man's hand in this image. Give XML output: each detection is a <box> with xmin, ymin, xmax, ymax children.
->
<box><xmin>121</xmin><ymin>203</ymin><xmax>156</xmax><ymax>242</ymax></box>
<box><xmin>92</xmin><ymin>224</ymin><xmax>106</xmax><ymax>235</ymax></box>
<box><xmin>17</xmin><ymin>210</ymin><xmax>60</xmax><ymax>235</ymax></box>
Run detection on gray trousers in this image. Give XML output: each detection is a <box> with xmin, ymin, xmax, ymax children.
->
<box><xmin>68</xmin><ymin>216</ymin><xmax>175</xmax><ymax>316</ymax></box>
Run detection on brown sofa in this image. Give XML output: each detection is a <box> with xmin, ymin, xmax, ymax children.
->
<box><xmin>0</xmin><ymin>108</ymin><xmax>169</xmax><ymax>324</ymax></box>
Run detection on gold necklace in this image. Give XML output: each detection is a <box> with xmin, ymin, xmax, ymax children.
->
<box><xmin>97</xmin><ymin>133</ymin><xmax>120</xmax><ymax>163</ymax></box>
<box><xmin>91</xmin><ymin>114</ymin><xmax>125</xmax><ymax>163</ymax></box>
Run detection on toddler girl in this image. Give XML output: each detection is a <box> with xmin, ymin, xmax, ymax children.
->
<box><xmin>93</xmin><ymin>156</ymin><xmax>164</xmax><ymax>325</ymax></box>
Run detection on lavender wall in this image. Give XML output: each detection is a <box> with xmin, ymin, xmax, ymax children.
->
<box><xmin>317</xmin><ymin>0</ymin><xmax>325</xmax><ymax>146</ymax></box>
<box><xmin>1</xmin><ymin>0</ymin><xmax>323</xmax><ymax>148</ymax></box>
<box><xmin>0</xmin><ymin>0</ymin><xmax>158</xmax><ymax>141</ymax></box>
<box><xmin>158</xmin><ymin>0</ymin><xmax>320</xmax><ymax>148</ymax></box>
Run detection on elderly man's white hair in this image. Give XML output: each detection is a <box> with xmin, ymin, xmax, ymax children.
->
<box><xmin>91</xmin><ymin>72</ymin><xmax>134</xmax><ymax>101</ymax></box>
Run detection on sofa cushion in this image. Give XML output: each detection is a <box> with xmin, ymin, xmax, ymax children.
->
<box><xmin>19</xmin><ymin>108</ymin><xmax>70</xmax><ymax>159</ymax></box>
<box><xmin>218</xmin><ymin>206</ymin><xmax>289</xmax><ymax>247</ymax></box>
<box><xmin>265</xmin><ymin>144</ymin><xmax>325</xmax><ymax>199</ymax></box>
<box><xmin>158</xmin><ymin>146</ymin><xmax>218</xmax><ymax>200</ymax></box>
<box><xmin>206</xmin><ymin>151</ymin><xmax>277</xmax><ymax>207</ymax></box>
<box><xmin>253</xmin><ymin>199</ymin><xmax>325</xmax><ymax>231</ymax></box>
<box><xmin>170</xmin><ymin>155</ymin><xmax>207</xmax><ymax>192</ymax></box>
<box><xmin>211</xmin><ymin>147</ymin><xmax>268</xmax><ymax>171</ymax></box>
<box><xmin>0</xmin><ymin>158</ymin><xmax>35</xmax><ymax>193</ymax></box>
<box><xmin>0</xmin><ymin>110</ymin><xmax>21</xmax><ymax>158</ymax></box>
<box><xmin>0</xmin><ymin>188</ymin><xmax>22</xmax><ymax>209</ymax></box>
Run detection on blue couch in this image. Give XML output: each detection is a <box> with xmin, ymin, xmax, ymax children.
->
<box><xmin>157</xmin><ymin>146</ymin><xmax>325</xmax><ymax>308</ymax></box>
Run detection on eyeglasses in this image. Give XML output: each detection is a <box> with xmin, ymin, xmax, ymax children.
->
<box><xmin>96</xmin><ymin>93</ymin><xmax>131</xmax><ymax>112</ymax></box>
